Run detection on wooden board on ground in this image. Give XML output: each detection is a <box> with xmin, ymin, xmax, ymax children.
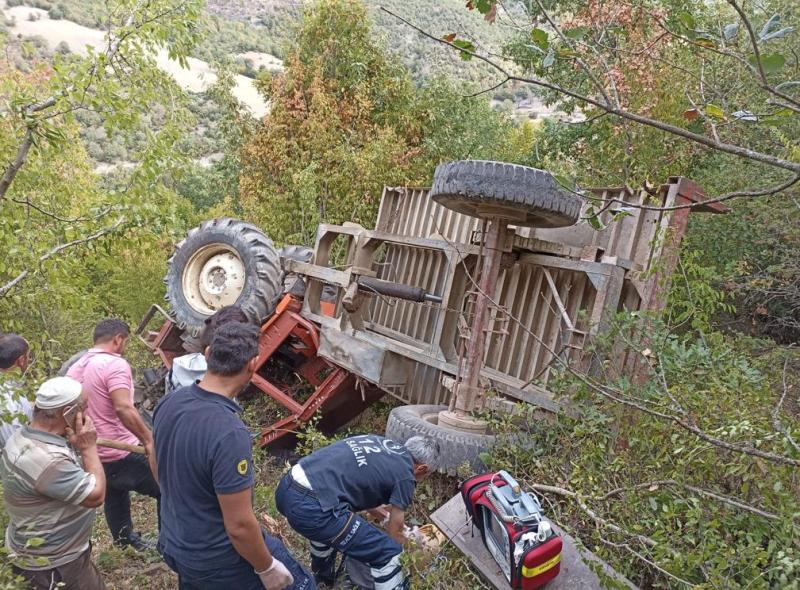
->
<box><xmin>431</xmin><ymin>494</ymin><xmax>638</xmax><ymax>590</ymax></box>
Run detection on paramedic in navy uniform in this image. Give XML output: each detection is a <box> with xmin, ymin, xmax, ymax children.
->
<box><xmin>153</xmin><ymin>322</ymin><xmax>314</xmax><ymax>590</ymax></box>
<box><xmin>275</xmin><ymin>433</ymin><xmax>439</xmax><ymax>589</ymax></box>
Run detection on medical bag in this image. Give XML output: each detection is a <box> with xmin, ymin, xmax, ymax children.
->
<box><xmin>461</xmin><ymin>470</ymin><xmax>562</xmax><ymax>589</ymax></box>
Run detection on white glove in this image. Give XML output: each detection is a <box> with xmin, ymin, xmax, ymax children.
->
<box><xmin>257</xmin><ymin>558</ymin><xmax>294</xmax><ymax>590</ymax></box>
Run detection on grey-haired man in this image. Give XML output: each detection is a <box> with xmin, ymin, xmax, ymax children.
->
<box><xmin>1</xmin><ymin>376</ymin><xmax>107</xmax><ymax>590</ymax></box>
<box><xmin>275</xmin><ymin>435</ymin><xmax>439</xmax><ymax>590</ymax></box>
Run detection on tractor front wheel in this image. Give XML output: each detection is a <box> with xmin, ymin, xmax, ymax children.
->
<box><xmin>164</xmin><ymin>218</ymin><xmax>282</xmax><ymax>339</ymax></box>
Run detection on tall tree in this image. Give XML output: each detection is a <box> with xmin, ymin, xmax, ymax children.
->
<box><xmin>0</xmin><ymin>0</ymin><xmax>203</xmax><ymax>370</ymax></box>
<box><xmin>239</xmin><ymin>0</ymin><xmax>528</xmax><ymax>246</ymax></box>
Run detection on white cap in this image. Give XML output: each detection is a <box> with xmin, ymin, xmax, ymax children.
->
<box><xmin>35</xmin><ymin>377</ymin><xmax>83</xmax><ymax>409</ymax></box>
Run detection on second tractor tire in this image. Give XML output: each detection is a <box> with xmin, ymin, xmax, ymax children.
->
<box><xmin>385</xmin><ymin>404</ymin><xmax>495</xmax><ymax>475</ymax></box>
<box><xmin>430</xmin><ymin>160</ymin><xmax>583</xmax><ymax>228</ymax></box>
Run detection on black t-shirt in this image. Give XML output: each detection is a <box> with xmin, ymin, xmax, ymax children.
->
<box><xmin>300</xmin><ymin>435</ymin><xmax>417</xmax><ymax>512</ymax></box>
<box><xmin>153</xmin><ymin>384</ymin><xmax>255</xmax><ymax>569</ymax></box>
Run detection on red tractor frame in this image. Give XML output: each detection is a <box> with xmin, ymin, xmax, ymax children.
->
<box><xmin>136</xmin><ymin>295</ymin><xmax>382</xmax><ymax>447</ymax></box>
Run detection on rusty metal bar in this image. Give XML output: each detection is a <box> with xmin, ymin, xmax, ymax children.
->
<box><xmin>453</xmin><ymin>218</ymin><xmax>507</xmax><ymax>414</ymax></box>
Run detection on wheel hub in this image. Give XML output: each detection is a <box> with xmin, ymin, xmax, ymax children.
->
<box><xmin>182</xmin><ymin>244</ymin><xmax>246</xmax><ymax>315</ymax></box>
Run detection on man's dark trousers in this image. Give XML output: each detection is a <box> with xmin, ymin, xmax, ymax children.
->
<box><xmin>275</xmin><ymin>475</ymin><xmax>406</xmax><ymax>590</ymax></box>
<box><xmin>102</xmin><ymin>452</ymin><xmax>160</xmax><ymax>542</ymax></box>
<box><xmin>161</xmin><ymin>530</ymin><xmax>315</xmax><ymax>590</ymax></box>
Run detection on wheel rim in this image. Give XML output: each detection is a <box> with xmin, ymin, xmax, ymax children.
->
<box><xmin>181</xmin><ymin>244</ymin><xmax>246</xmax><ymax>315</ymax></box>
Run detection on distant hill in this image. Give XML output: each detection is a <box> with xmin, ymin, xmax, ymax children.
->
<box><xmin>6</xmin><ymin>0</ymin><xmax>528</xmax><ymax>94</ymax></box>
<box><xmin>205</xmin><ymin>0</ymin><xmax>518</xmax><ymax>89</ymax></box>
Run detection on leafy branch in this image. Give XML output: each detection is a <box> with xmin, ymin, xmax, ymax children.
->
<box><xmin>0</xmin><ymin>0</ymin><xmax>199</xmax><ymax>204</ymax></box>
<box><xmin>0</xmin><ymin>217</ymin><xmax>126</xmax><ymax>298</ymax></box>
<box><xmin>381</xmin><ymin>5</ymin><xmax>800</xmax><ymax>208</ymax></box>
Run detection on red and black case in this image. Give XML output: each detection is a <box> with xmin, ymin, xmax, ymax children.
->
<box><xmin>461</xmin><ymin>472</ymin><xmax>562</xmax><ymax>589</ymax></box>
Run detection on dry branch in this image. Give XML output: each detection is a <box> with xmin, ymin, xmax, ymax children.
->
<box><xmin>772</xmin><ymin>359</ymin><xmax>800</xmax><ymax>454</ymax></box>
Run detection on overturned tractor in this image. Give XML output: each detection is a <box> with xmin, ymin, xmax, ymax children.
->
<box><xmin>137</xmin><ymin>161</ymin><xmax>726</xmax><ymax>470</ymax></box>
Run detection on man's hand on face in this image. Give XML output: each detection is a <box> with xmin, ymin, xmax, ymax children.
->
<box><xmin>67</xmin><ymin>411</ymin><xmax>98</xmax><ymax>452</ymax></box>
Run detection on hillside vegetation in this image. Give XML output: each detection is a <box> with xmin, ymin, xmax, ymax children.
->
<box><xmin>1</xmin><ymin>0</ymin><xmax>798</xmax><ymax>589</ymax></box>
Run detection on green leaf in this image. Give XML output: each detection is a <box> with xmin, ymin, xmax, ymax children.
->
<box><xmin>587</xmin><ymin>212</ymin><xmax>604</xmax><ymax>230</ymax></box>
<box><xmin>678</xmin><ymin>12</ymin><xmax>695</xmax><ymax>30</ymax></box>
<box><xmin>531</xmin><ymin>27</ymin><xmax>549</xmax><ymax>50</ymax></box>
<box><xmin>705</xmin><ymin>103</ymin><xmax>725</xmax><ymax>119</ymax></box>
<box><xmin>472</xmin><ymin>0</ymin><xmax>495</xmax><ymax>15</ymax></box>
<box><xmin>451</xmin><ymin>39</ymin><xmax>476</xmax><ymax>61</ymax></box>
<box><xmin>26</xmin><ymin>537</ymin><xmax>46</xmax><ymax>548</ymax></box>
<box><xmin>554</xmin><ymin>174</ymin><xmax>574</xmax><ymax>191</ymax></box>
<box><xmin>564</xmin><ymin>26</ymin><xmax>589</xmax><ymax>40</ymax></box>
<box><xmin>695</xmin><ymin>35</ymin><xmax>717</xmax><ymax>48</ymax></box>
<box><xmin>749</xmin><ymin>52</ymin><xmax>786</xmax><ymax>74</ymax></box>
<box><xmin>723</xmin><ymin>23</ymin><xmax>739</xmax><ymax>41</ymax></box>
<box><xmin>687</xmin><ymin>118</ymin><xmax>705</xmax><ymax>133</ymax></box>
<box><xmin>764</xmin><ymin>107</ymin><xmax>795</xmax><ymax>120</ymax></box>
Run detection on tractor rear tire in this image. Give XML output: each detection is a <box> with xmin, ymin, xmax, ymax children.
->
<box><xmin>385</xmin><ymin>404</ymin><xmax>495</xmax><ymax>475</ymax></box>
<box><xmin>430</xmin><ymin>160</ymin><xmax>582</xmax><ymax>228</ymax></box>
<box><xmin>165</xmin><ymin>218</ymin><xmax>282</xmax><ymax>338</ymax></box>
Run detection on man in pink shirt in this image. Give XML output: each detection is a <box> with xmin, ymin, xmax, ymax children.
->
<box><xmin>67</xmin><ymin>319</ymin><xmax>160</xmax><ymax>552</ymax></box>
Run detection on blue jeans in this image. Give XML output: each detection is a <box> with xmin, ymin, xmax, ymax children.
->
<box><xmin>275</xmin><ymin>475</ymin><xmax>406</xmax><ymax>590</ymax></box>
<box><xmin>162</xmin><ymin>530</ymin><xmax>315</xmax><ymax>590</ymax></box>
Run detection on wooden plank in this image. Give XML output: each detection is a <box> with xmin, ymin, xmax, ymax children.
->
<box><xmin>537</xmin><ymin>270</ymin><xmax>567</xmax><ymax>383</ymax></box>
<box><xmin>374</xmin><ymin>186</ymin><xmax>393</xmax><ymax>233</ymax></box>
<box><xmin>500</xmin><ymin>264</ymin><xmax>532</xmax><ymax>378</ymax></box>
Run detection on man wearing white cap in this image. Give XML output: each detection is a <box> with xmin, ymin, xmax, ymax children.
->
<box><xmin>0</xmin><ymin>376</ymin><xmax>107</xmax><ymax>590</ymax></box>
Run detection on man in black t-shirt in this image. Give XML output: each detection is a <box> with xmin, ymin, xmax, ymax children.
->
<box><xmin>275</xmin><ymin>434</ymin><xmax>439</xmax><ymax>589</ymax></box>
<box><xmin>154</xmin><ymin>323</ymin><xmax>313</xmax><ymax>590</ymax></box>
